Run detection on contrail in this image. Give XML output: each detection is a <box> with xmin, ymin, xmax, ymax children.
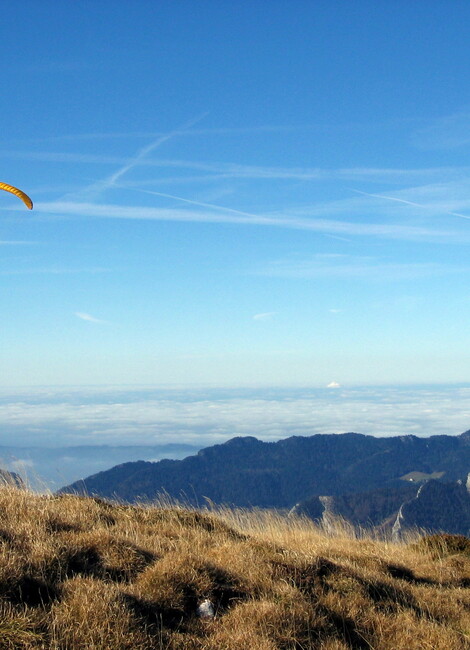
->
<box><xmin>120</xmin><ymin>185</ymin><xmax>265</xmax><ymax>220</ymax></box>
<box><xmin>350</xmin><ymin>188</ymin><xmax>470</xmax><ymax>221</ymax></box>
<box><xmin>77</xmin><ymin>112</ymin><xmax>209</xmax><ymax>198</ymax></box>
<box><xmin>449</xmin><ymin>211</ymin><xmax>470</xmax><ymax>220</ymax></box>
<box><xmin>351</xmin><ymin>188</ymin><xmax>424</xmax><ymax>208</ymax></box>
<box><xmin>121</xmin><ymin>186</ymin><xmax>351</xmax><ymax>246</ymax></box>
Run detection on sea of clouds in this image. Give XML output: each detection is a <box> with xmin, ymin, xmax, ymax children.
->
<box><xmin>0</xmin><ymin>384</ymin><xmax>469</xmax><ymax>489</ymax></box>
<box><xmin>1</xmin><ymin>384</ymin><xmax>470</xmax><ymax>446</ymax></box>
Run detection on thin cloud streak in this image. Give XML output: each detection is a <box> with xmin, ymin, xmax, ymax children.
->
<box><xmin>351</xmin><ymin>188</ymin><xmax>470</xmax><ymax>221</ymax></box>
<box><xmin>4</xmin><ymin>152</ymin><xmax>131</xmax><ymax>165</ymax></box>
<box><xmin>257</xmin><ymin>256</ymin><xmax>465</xmax><ymax>281</ymax></box>
<box><xmin>78</xmin><ymin>113</ymin><xmax>209</xmax><ymax>197</ymax></box>
<box><xmin>0</xmin><ymin>240</ymin><xmax>37</xmax><ymax>245</ymax></box>
<box><xmin>351</xmin><ymin>188</ymin><xmax>425</xmax><ymax>208</ymax></box>
<box><xmin>123</xmin><ymin>174</ymin><xmax>241</xmax><ymax>187</ymax></box>
<box><xmin>26</xmin><ymin>123</ymin><xmax>321</xmax><ymax>144</ymax></box>
<box><xmin>413</xmin><ymin>111</ymin><xmax>470</xmax><ymax>150</ymax></box>
<box><xmin>253</xmin><ymin>312</ymin><xmax>277</xmax><ymax>321</ymax></box>
<box><xmin>121</xmin><ymin>185</ymin><xmax>267</xmax><ymax>220</ymax></box>
<box><xmin>5</xmin><ymin>150</ymin><xmax>470</xmax><ymax>184</ymax></box>
<box><xmin>75</xmin><ymin>312</ymin><xmax>107</xmax><ymax>324</ymax></box>
<box><xmin>0</xmin><ymin>267</ymin><xmax>110</xmax><ymax>276</ymax></box>
<box><xmin>34</xmin><ymin>200</ymin><xmax>465</xmax><ymax>243</ymax></box>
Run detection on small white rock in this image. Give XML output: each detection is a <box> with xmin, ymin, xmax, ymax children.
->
<box><xmin>197</xmin><ymin>599</ymin><xmax>215</xmax><ymax>619</ymax></box>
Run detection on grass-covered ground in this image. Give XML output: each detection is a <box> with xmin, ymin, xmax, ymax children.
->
<box><xmin>0</xmin><ymin>485</ymin><xmax>469</xmax><ymax>649</ymax></box>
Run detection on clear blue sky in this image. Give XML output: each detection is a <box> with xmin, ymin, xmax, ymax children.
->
<box><xmin>1</xmin><ymin>1</ymin><xmax>470</xmax><ymax>387</ymax></box>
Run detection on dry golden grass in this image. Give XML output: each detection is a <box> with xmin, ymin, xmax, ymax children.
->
<box><xmin>0</xmin><ymin>485</ymin><xmax>468</xmax><ymax>649</ymax></box>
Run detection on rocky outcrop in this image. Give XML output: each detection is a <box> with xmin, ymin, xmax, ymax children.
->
<box><xmin>391</xmin><ymin>479</ymin><xmax>470</xmax><ymax>539</ymax></box>
<box><xmin>0</xmin><ymin>468</ymin><xmax>24</xmax><ymax>489</ymax></box>
<box><xmin>292</xmin><ymin>483</ymin><xmax>419</xmax><ymax>528</ymax></box>
<box><xmin>293</xmin><ymin>478</ymin><xmax>470</xmax><ymax>539</ymax></box>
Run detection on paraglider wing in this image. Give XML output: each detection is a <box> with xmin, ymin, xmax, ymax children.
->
<box><xmin>0</xmin><ymin>182</ymin><xmax>33</xmax><ymax>210</ymax></box>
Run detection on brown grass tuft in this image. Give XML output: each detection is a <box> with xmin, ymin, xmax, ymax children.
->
<box><xmin>412</xmin><ymin>533</ymin><xmax>470</xmax><ymax>558</ymax></box>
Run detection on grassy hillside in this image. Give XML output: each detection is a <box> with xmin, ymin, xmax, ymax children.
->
<box><xmin>0</xmin><ymin>485</ymin><xmax>469</xmax><ymax>649</ymax></box>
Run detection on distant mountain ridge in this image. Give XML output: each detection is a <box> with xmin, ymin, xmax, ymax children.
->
<box><xmin>60</xmin><ymin>431</ymin><xmax>470</xmax><ymax>517</ymax></box>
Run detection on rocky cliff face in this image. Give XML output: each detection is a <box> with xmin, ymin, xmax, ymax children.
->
<box><xmin>391</xmin><ymin>479</ymin><xmax>470</xmax><ymax>539</ymax></box>
<box><xmin>292</xmin><ymin>483</ymin><xmax>420</xmax><ymax>527</ymax></box>
<box><xmin>0</xmin><ymin>468</ymin><xmax>24</xmax><ymax>489</ymax></box>
<box><xmin>292</xmin><ymin>478</ymin><xmax>470</xmax><ymax>538</ymax></box>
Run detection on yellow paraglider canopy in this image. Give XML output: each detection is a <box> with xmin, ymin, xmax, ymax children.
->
<box><xmin>0</xmin><ymin>182</ymin><xmax>33</xmax><ymax>210</ymax></box>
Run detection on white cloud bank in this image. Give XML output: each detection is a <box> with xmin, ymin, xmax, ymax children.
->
<box><xmin>0</xmin><ymin>385</ymin><xmax>469</xmax><ymax>447</ymax></box>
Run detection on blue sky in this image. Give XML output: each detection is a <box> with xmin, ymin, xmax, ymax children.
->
<box><xmin>2</xmin><ymin>1</ymin><xmax>470</xmax><ymax>388</ymax></box>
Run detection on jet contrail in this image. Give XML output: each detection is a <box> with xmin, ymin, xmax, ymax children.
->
<box><xmin>76</xmin><ymin>112</ymin><xmax>209</xmax><ymax>198</ymax></box>
<box><xmin>104</xmin><ymin>113</ymin><xmax>209</xmax><ymax>187</ymax></box>
<box><xmin>351</xmin><ymin>188</ymin><xmax>470</xmax><ymax>221</ymax></box>
<box><xmin>120</xmin><ymin>185</ymin><xmax>265</xmax><ymax>220</ymax></box>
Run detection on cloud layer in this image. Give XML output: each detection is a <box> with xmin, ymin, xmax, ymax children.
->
<box><xmin>0</xmin><ymin>385</ymin><xmax>469</xmax><ymax>448</ymax></box>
